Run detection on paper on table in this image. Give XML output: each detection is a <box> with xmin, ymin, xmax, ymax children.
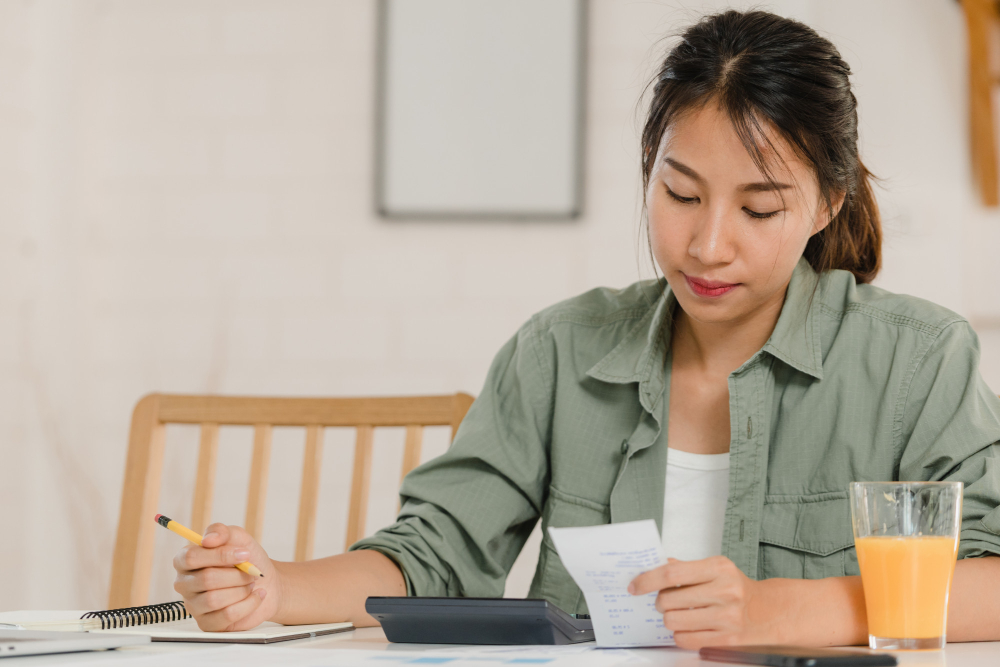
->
<box><xmin>441</xmin><ymin>644</ymin><xmax>647</xmax><ymax>665</ymax></box>
<box><xmin>548</xmin><ymin>520</ymin><xmax>674</xmax><ymax>648</ymax></box>
<box><xmin>74</xmin><ymin>644</ymin><xmax>637</xmax><ymax>667</ymax></box>
<box><xmin>0</xmin><ymin>611</ymin><xmax>98</xmax><ymax>631</ymax></box>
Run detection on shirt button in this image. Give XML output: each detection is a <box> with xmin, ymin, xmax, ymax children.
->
<box><xmin>621</xmin><ymin>439</ymin><xmax>630</xmax><ymax>455</ymax></box>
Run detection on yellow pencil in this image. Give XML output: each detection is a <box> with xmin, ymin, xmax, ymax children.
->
<box><xmin>155</xmin><ymin>514</ymin><xmax>264</xmax><ymax>578</ymax></box>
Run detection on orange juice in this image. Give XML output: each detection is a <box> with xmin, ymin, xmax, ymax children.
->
<box><xmin>855</xmin><ymin>536</ymin><xmax>958</xmax><ymax>639</ymax></box>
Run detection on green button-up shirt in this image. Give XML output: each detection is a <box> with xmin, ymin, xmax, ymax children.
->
<box><xmin>352</xmin><ymin>259</ymin><xmax>1000</xmax><ymax>614</ymax></box>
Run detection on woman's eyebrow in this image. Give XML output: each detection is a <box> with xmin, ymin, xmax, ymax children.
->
<box><xmin>665</xmin><ymin>156</ymin><xmax>793</xmax><ymax>192</ymax></box>
<box><xmin>664</xmin><ymin>157</ymin><xmax>704</xmax><ymax>182</ymax></box>
<box><xmin>741</xmin><ymin>181</ymin><xmax>793</xmax><ymax>193</ymax></box>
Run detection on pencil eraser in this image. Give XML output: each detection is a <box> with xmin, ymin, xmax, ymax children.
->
<box><xmin>154</xmin><ymin>513</ymin><xmax>163</xmax><ymax>522</ymax></box>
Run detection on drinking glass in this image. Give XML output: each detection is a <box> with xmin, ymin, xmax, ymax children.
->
<box><xmin>849</xmin><ymin>481</ymin><xmax>962</xmax><ymax>650</ymax></box>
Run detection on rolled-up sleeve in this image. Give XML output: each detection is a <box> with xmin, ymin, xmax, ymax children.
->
<box><xmin>897</xmin><ymin>320</ymin><xmax>1000</xmax><ymax>559</ymax></box>
<box><xmin>349</xmin><ymin>317</ymin><xmax>554</xmax><ymax>596</ymax></box>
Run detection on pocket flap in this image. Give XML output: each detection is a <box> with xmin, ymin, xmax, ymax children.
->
<box><xmin>759</xmin><ymin>493</ymin><xmax>854</xmax><ymax>556</ymax></box>
<box><xmin>982</xmin><ymin>505</ymin><xmax>1000</xmax><ymax>536</ymax></box>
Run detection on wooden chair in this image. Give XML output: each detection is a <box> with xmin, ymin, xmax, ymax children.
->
<box><xmin>108</xmin><ymin>392</ymin><xmax>475</xmax><ymax>608</ymax></box>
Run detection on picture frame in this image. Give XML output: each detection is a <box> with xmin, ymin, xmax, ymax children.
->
<box><xmin>375</xmin><ymin>0</ymin><xmax>588</xmax><ymax>220</ymax></box>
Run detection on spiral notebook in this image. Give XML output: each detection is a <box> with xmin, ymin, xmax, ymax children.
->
<box><xmin>0</xmin><ymin>602</ymin><xmax>353</xmax><ymax>643</ymax></box>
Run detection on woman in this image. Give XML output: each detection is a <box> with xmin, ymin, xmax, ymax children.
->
<box><xmin>172</xmin><ymin>11</ymin><xmax>1000</xmax><ymax>648</ymax></box>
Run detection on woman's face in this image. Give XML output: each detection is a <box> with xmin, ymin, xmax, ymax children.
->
<box><xmin>646</xmin><ymin>101</ymin><xmax>836</xmax><ymax>327</ymax></box>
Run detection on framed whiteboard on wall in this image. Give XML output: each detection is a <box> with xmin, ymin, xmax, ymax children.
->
<box><xmin>375</xmin><ymin>0</ymin><xmax>587</xmax><ymax>220</ymax></box>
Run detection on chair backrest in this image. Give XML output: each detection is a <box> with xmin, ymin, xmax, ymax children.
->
<box><xmin>108</xmin><ymin>392</ymin><xmax>475</xmax><ymax>608</ymax></box>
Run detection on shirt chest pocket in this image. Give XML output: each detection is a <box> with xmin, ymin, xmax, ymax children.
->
<box><xmin>532</xmin><ymin>485</ymin><xmax>611</xmax><ymax>614</ymax></box>
<box><xmin>757</xmin><ymin>493</ymin><xmax>859</xmax><ymax>580</ymax></box>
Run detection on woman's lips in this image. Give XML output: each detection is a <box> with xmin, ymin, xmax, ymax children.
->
<box><xmin>683</xmin><ymin>274</ymin><xmax>740</xmax><ymax>298</ymax></box>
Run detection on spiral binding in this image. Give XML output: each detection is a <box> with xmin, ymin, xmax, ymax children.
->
<box><xmin>81</xmin><ymin>601</ymin><xmax>190</xmax><ymax>630</ymax></box>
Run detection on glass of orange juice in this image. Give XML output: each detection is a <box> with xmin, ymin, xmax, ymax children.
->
<box><xmin>849</xmin><ymin>481</ymin><xmax>962</xmax><ymax>650</ymax></box>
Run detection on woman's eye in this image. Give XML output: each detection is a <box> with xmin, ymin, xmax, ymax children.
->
<box><xmin>666</xmin><ymin>187</ymin><xmax>698</xmax><ymax>204</ymax></box>
<box><xmin>743</xmin><ymin>207</ymin><xmax>782</xmax><ymax>220</ymax></box>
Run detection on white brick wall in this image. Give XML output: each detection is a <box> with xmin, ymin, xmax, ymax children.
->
<box><xmin>1</xmin><ymin>0</ymin><xmax>998</xmax><ymax>611</ymax></box>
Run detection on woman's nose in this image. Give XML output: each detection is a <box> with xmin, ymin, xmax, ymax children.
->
<box><xmin>688</xmin><ymin>208</ymin><xmax>736</xmax><ymax>266</ymax></box>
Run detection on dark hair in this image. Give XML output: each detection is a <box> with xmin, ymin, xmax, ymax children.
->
<box><xmin>642</xmin><ymin>10</ymin><xmax>881</xmax><ymax>283</ymax></box>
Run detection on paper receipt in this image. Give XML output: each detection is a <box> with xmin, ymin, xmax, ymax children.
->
<box><xmin>548</xmin><ymin>520</ymin><xmax>674</xmax><ymax>647</ymax></box>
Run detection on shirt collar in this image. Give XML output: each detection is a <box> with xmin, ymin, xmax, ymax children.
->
<box><xmin>586</xmin><ymin>257</ymin><xmax>824</xmax><ymax>409</ymax></box>
<box><xmin>762</xmin><ymin>257</ymin><xmax>824</xmax><ymax>380</ymax></box>
<box><xmin>586</xmin><ymin>280</ymin><xmax>675</xmax><ymax>415</ymax></box>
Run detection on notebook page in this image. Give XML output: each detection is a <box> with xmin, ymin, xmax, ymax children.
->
<box><xmin>0</xmin><ymin>611</ymin><xmax>100</xmax><ymax>631</ymax></box>
<box><xmin>94</xmin><ymin>618</ymin><xmax>352</xmax><ymax>641</ymax></box>
<box><xmin>548</xmin><ymin>520</ymin><xmax>674</xmax><ymax>647</ymax></box>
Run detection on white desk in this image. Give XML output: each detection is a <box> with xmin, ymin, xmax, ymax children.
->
<box><xmin>12</xmin><ymin>627</ymin><xmax>1000</xmax><ymax>666</ymax></box>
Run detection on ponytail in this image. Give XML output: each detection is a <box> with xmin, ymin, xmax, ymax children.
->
<box><xmin>803</xmin><ymin>160</ymin><xmax>882</xmax><ymax>284</ymax></box>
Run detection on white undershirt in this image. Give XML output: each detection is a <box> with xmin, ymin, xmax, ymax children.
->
<box><xmin>661</xmin><ymin>447</ymin><xmax>731</xmax><ymax>561</ymax></box>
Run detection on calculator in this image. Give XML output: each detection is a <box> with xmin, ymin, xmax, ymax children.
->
<box><xmin>364</xmin><ymin>597</ymin><xmax>594</xmax><ymax>645</ymax></box>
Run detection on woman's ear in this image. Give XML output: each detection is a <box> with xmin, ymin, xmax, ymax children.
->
<box><xmin>813</xmin><ymin>191</ymin><xmax>846</xmax><ymax>235</ymax></box>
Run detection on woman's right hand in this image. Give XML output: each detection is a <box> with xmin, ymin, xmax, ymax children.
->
<box><xmin>173</xmin><ymin>523</ymin><xmax>282</xmax><ymax>631</ymax></box>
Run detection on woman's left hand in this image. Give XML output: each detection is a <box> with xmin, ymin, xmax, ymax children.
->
<box><xmin>629</xmin><ymin>555</ymin><xmax>784</xmax><ymax>650</ymax></box>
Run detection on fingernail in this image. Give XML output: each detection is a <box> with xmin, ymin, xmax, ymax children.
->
<box><xmin>233</xmin><ymin>549</ymin><xmax>250</xmax><ymax>560</ymax></box>
<box><xmin>256</xmin><ymin>587</ymin><xmax>267</xmax><ymax>600</ymax></box>
<box><xmin>627</xmin><ymin>582</ymin><xmax>636</xmax><ymax>595</ymax></box>
<box><xmin>203</xmin><ymin>532</ymin><xmax>219</xmax><ymax>542</ymax></box>
<box><xmin>249</xmin><ymin>582</ymin><xmax>256</xmax><ymax>592</ymax></box>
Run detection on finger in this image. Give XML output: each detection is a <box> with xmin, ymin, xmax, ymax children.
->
<box><xmin>630</xmin><ymin>557</ymin><xmax>723</xmax><ymax>595</ymax></box>
<box><xmin>174</xmin><ymin>543</ymin><xmax>252</xmax><ymax>573</ymax></box>
<box><xmin>195</xmin><ymin>587</ymin><xmax>267</xmax><ymax>633</ymax></box>
<box><xmin>219</xmin><ymin>525</ymin><xmax>256</xmax><ymax>549</ymax></box>
<box><xmin>629</xmin><ymin>563</ymin><xmax>669</xmax><ymax>595</ymax></box>
<box><xmin>174</xmin><ymin>566</ymin><xmax>255</xmax><ymax>597</ymax></box>
<box><xmin>662</xmin><ymin>606</ymin><xmax>720</xmax><ymax>632</ymax></box>
<box><xmin>201</xmin><ymin>524</ymin><xmax>231</xmax><ymax>548</ymax></box>
<box><xmin>185</xmin><ymin>583</ymin><xmax>257</xmax><ymax>617</ymax></box>
<box><xmin>655</xmin><ymin>580</ymin><xmax>732</xmax><ymax>612</ymax></box>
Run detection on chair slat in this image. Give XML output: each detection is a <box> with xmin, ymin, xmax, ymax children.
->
<box><xmin>245</xmin><ymin>425</ymin><xmax>273</xmax><ymax>542</ymax></box>
<box><xmin>400</xmin><ymin>425</ymin><xmax>423</xmax><ymax>483</ymax></box>
<box><xmin>190</xmin><ymin>423</ymin><xmax>219</xmax><ymax>534</ymax></box>
<box><xmin>398</xmin><ymin>425</ymin><xmax>424</xmax><ymax>512</ymax></box>
<box><xmin>108</xmin><ymin>395</ymin><xmax>167</xmax><ymax>608</ymax></box>
<box><xmin>450</xmin><ymin>393</ymin><xmax>475</xmax><ymax>441</ymax></box>
<box><xmin>345</xmin><ymin>426</ymin><xmax>374</xmax><ymax>548</ymax></box>
<box><xmin>295</xmin><ymin>425</ymin><xmax>325</xmax><ymax>562</ymax></box>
